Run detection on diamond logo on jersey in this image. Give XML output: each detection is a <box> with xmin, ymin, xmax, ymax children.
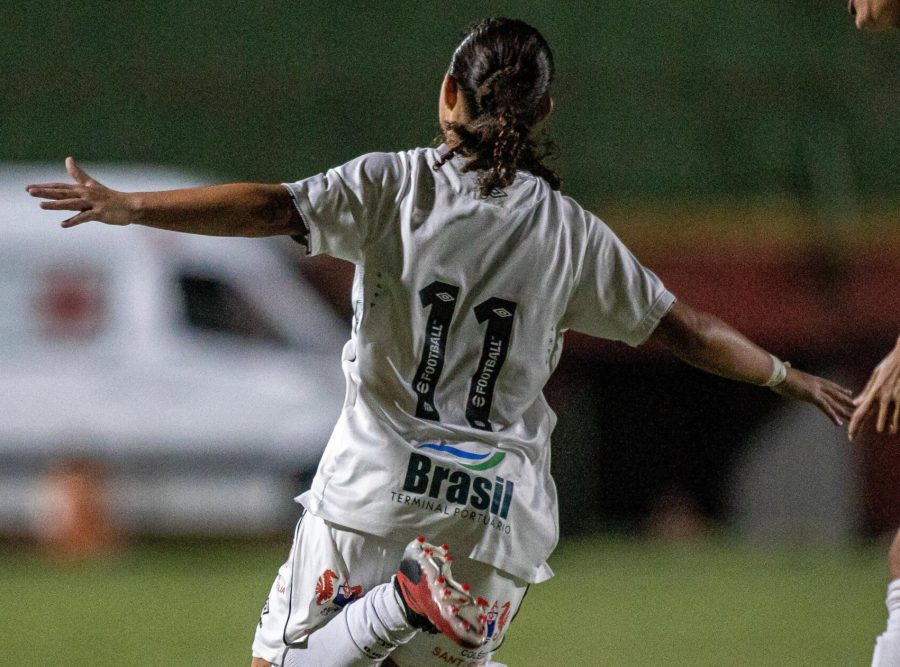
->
<box><xmin>315</xmin><ymin>569</ymin><xmax>363</xmax><ymax>608</ymax></box>
<box><xmin>491</xmin><ymin>307</ymin><xmax>512</xmax><ymax>318</ymax></box>
<box><xmin>416</xmin><ymin>442</ymin><xmax>506</xmax><ymax>471</ymax></box>
<box><xmin>435</xmin><ymin>291</ymin><xmax>455</xmax><ymax>302</ymax></box>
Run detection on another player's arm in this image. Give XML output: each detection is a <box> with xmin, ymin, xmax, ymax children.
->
<box><xmin>649</xmin><ymin>300</ymin><xmax>854</xmax><ymax>426</ymax></box>
<box><xmin>848</xmin><ymin>336</ymin><xmax>900</xmax><ymax>441</ymax></box>
<box><xmin>26</xmin><ymin>157</ymin><xmax>300</xmax><ymax>237</ymax></box>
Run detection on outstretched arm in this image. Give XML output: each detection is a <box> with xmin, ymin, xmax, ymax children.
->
<box><xmin>848</xmin><ymin>336</ymin><xmax>900</xmax><ymax>441</ymax></box>
<box><xmin>26</xmin><ymin>158</ymin><xmax>301</xmax><ymax>237</ymax></box>
<box><xmin>649</xmin><ymin>300</ymin><xmax>854</xmax><ymax>426</ymax></box>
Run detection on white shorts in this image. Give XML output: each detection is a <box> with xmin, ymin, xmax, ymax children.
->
<box><xmin>252</xmin><ymin>512</ymin><xmax>528</xmax><ymax>666</ymax></box>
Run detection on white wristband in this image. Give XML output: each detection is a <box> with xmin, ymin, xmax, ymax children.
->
<box><xmin>764</xmin><ymin>355</ymin><xmax>789</xmax><ymax>387</ymax></box>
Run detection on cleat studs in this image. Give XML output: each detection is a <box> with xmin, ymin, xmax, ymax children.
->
<box><xmin>461</xmin><ymin>582</ymin><xmax>470</xmax><ymax>592</ymax></box>
<box><xmin>460</xmin><ymin>620</ymin><xmax>470</xmax><ymax>630</ymax></box>
<box><xmin>449</xmin><ymin>605</ymin><xmax>459</xmax><ymax>614</ymax></box>
<box><xmin>436</xmin><ymin>576</ymin><xmax>446</xmax><ymax>584</ymax></box>
<box><xmin>476</xmin><ymin>597</ymin><xmax>488</xmax><ymax>607</ymax></box>
<box><xmin>416</xmin><ymin>536</ymin><xmax>426</xmax><ymax>543</ymax></box>
<box><xmin>446</xmin><ymin>555</ymin><xmax>453</xmax><ymax>562</ymax></box>
<box><xmin>424</xmin><ymin>547</ymin><xmax>433</xmax><ymax>556</ymax></box>
<box><xmin>479</xmin><ymin>614</ymin><xmax>488</xmax><ymax>623</ymax></box>
<box><xmin>443</xmin><ymin>587</ymin><xmax>452</xmax><ymax>597</ymax></box>
<box><xmin>441</xmin><ymin>543</ymin><xmax>450</xmax><ymax>551</ymax></box>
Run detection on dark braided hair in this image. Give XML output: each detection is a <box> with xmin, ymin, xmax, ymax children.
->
<box><xmin>434</xmin><ymin>18</ymin><xmax>561</xmax><ymax>197</ymax></box>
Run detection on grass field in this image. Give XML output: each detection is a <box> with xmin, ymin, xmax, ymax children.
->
<box><xmin>1</xmin><ymin>534</ymin><xmax>889</xmax><ymax>666</ymax></box>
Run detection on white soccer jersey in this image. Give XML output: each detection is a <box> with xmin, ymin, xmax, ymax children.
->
<box><xmin>283</xmin><ymin>146</ymin><xmax>675</xmax><ymax>584</ymax></box>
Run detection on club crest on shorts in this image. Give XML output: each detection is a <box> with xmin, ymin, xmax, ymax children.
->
<box><xmin>315</xmin><ymin>569</ymin><xmax>363</xmax><ymax>608</ymax></box>
<box><xmin>485</xmin><ymin>600</ymin><xmax>512</xmax><ymax>640</ymax></box>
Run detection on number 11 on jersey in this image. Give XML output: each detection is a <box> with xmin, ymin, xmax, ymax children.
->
<box><xmin>412</xmin><ymin>280</ymin><xmax>516</xmax><ymax>431</ymax></box>
<box><xmin>465</xmin><ymin>297</ymin><xmax>516</xmax><ymax>430</ymax></box>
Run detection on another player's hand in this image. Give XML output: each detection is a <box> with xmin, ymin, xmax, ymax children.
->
<box><xmin>771</xmin><ymin>367</ymin><xmax>854</xmax><ymax>427</ymax></box>
<box><xmin>26</xmin><ymin>157</ymin><xmax>134</xmax><ymax>228</ymax></box>
<box><xmin>848</xmin><ymin>340</ymin><xmax>900</xmax><ymax>442</ymax></box>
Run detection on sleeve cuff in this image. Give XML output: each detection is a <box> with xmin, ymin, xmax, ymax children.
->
<box><xmin>282</xmin><ymin>182</ymin><xmax>321</xmax><ymax>256</ymax></box>
<box><xmin>628</xmin><ymin>290</ymin><xmax>677</xmax><ymax>347</ymax></box>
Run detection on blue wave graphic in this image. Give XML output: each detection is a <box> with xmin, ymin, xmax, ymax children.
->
<box><xmin>416</xmin><ymin>443</ymin><xmax>490</xmax><ymax>461</ymax></box>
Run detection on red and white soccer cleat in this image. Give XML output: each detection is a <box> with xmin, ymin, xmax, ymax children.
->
<box><xmin>393</xmin><ymin>536</ymin><xmax>489</xmax><ymax>649</ymax></box>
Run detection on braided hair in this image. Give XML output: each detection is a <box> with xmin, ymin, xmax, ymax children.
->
<box><xmin>434</xmin><ymin>18</ymin><xmax>561</xmax><ymax>197</ymax></box>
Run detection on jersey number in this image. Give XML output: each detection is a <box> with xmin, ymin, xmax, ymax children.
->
<box><xmin>411</xmin><ymin>280</ymin><xmax>516</xmax><ymax>431</ymax></box>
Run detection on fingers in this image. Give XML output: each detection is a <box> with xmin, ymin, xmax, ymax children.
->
<box><xmin>29</xmin><ymin>188</ymin><xmax>79</xmax><ymax>201</ymax></box>
<box><xmin>831</xmin><ymin>392</ymin><xmax>855</xmax><ymax>422</ymax></box>
<box><xmin>66</xmin><ymin>157</ymin><xmax>95</xmax><ymax>186</ymax></box>
<box><xmin>825</xmin><ymin>393</ymin><xmax>852</xmax><ymax>425</ymax></box>
<box><xmin>39</xmin><ymin>198</ymin><xmax>91</xmax><ymax>212</ymax></box>
<box><xmin>848</xmin><ymin>411</ymin><xmax>863</xmax><ymax>442</ymax></box>
<box><xmin>61</xmin><ymin>210</ymin><xmax>96</xmax><ymax>228</ymax></box>
<box><xmin>877</xmin><ymin>396</ymin><xmax>891</xmax><ymax>434</ymax></box>
<box><xmin>26</xmin><ymin>183</ymin><xmax>80</xmax><ymax>197</ymax></box>
<box><xmin>854</xmin><ymin>369</ymin><xmax>881</xmax><ymax>406</ymax></box>
<box><xmin>849</xmin><ymin>392</ymin><xmax>876</xmax><ymax>441</ymax></box>
<box><xmin>891</xmin><ymin>401</ymin><xmax>900</xmax><ymax>436</ymax></box>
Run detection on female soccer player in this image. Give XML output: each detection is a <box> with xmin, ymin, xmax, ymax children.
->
<box><xmin>27</xmin><ymin>18</ymin><xmax>854</xmax><ymax>667</ymax></box>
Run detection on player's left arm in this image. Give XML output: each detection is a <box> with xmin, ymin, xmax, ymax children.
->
<box><xmin>649</xmin><ymin>300</ymin><xmax>854</xmax><ymax>426</ymax></box>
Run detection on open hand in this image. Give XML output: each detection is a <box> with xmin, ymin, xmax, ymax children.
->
<box><xmin>771</xmin><ymin>367</ymin><xmax>855</xmax><ymax>427</ymax></box>
<box><xmin>848</xmin><ymin>341</ymin><xmax>900</xmax><ymax>442</ymax></box>
<box><xmin>26</xmin><ymin>157</ymin><xmax>133</xmax><ymax>227</ymax></box>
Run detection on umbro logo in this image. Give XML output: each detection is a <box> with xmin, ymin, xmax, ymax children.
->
<box><xmin>435</xmin><ymin>292</ymin><xmax>455</xmax><ymax>302</ymax></box>
<box><xmin>487</xmin><ymin>187</ymin><xmax>508</xmax><ymax>199</ymax></box>
<box><xmin>492</xmin><ymin>307</ymin><xmax>512</xmax><ymax>318</ymax></box>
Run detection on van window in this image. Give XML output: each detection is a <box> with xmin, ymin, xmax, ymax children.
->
<box><xmin>177</xmin><ymin>273</ymin><xmax>287</xmax><ymax>346</ymax></box>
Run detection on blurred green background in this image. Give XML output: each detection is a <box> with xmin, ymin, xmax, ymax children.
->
<box><xmin>3</xmin><ymin>2</ymin><xmax>899</xmax><ymax>665</ymax></box>
<box><xmin>3</xmin><ymin>1</ymin><xmax>898</xmax><ymax>209</ymax></box>
<box><xmin>2</xmin><ymin>536</ymin><xmax>891</xmax><ymax>666</ymax></box>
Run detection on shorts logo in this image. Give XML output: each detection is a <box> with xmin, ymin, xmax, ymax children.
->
<box><xmin>416</xmin><ymin>442</ymin><xmax>506</xmax><ymax>472</ymax></box>
<box><xmin>492</xmin><ymin>307</ymin><xmax>512</xmax><ymax>318</ymax></box>
<box><xmin>485</xmin><ymin>600</ymin><xmax>512</xmax><ymax>640</ymax></box>
<box><xmin>315</xmin><ymin>569</ymin><xmax>363</xmax><ymax>608</ymax></box>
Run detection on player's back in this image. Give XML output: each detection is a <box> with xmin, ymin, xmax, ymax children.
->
<box><xmin>285</xmin><ymin>146</ymin><xmax>672</xmax><ymax>582</ymax></box>
<box><xmin>354</xmin><ymin>147</ymin><xmax>579</xmax><ymax>444</ymax></box>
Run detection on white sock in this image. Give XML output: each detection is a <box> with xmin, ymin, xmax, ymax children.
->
<box><xmin>872</xmin><ymin>579</ymin><xmax>900</xmax><ymax>667</ymax></box>
<box><xmin>283</xmin><ymin>581</ymin><xmax>418</xmax><ymax>667</ymax></box>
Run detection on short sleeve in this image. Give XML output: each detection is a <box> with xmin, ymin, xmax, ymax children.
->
<box><xmin>282</xmin><ymin>152</ymin><xmax>406</xmax><ymax>263</ymax></box>
<box><xmin>561</xmin><ymin>213</ymin><xmax>675</xmax><ymax>346</ymax></box>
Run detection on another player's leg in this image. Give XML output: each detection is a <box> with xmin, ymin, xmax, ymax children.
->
<box><xmin>872</xmin><ymin>529</ymin><xmax>900</xmax><ymax>666</ymax></box>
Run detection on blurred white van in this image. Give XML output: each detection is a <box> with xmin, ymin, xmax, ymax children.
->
<box><xmin>0</xmin><ymin>164</ymin><xmax>346</xmax><ymax>536</ymax></box>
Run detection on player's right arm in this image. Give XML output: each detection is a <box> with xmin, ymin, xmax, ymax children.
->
<box><xmin>650</xmin><ymin>300</ymin><xmax>854</xmax><ymax>426</ymax></box>
<box><xmin>26</xmin><ymin>158</ymin><xmax>301</xmax><ymax>237</ymax></box>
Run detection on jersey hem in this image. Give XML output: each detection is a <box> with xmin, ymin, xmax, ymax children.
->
<box><xmin>295</xmin><ymin>491</ymin><xmax>554</xmax><ymax>585</ymax></box>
